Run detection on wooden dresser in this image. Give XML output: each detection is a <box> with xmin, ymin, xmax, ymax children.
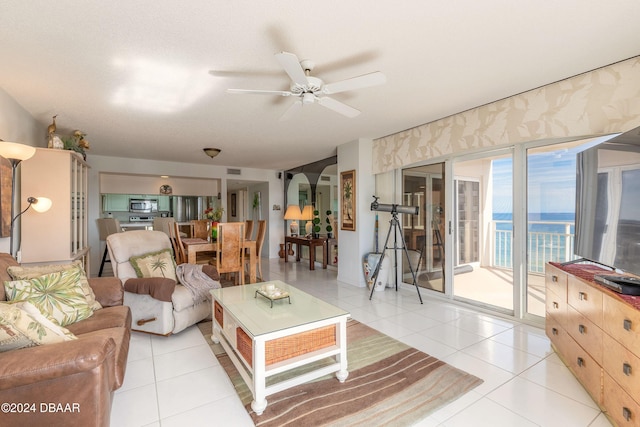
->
<box><xmin>545</xmin><ymin>262</ymin><xmax>640</xmax><ymax>427</ymax></box>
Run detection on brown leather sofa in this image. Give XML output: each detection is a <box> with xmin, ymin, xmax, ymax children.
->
<box><xmin>0</xmin><ymin>253</ymin><xmax>131</xmax><ymax>427</ymax></box>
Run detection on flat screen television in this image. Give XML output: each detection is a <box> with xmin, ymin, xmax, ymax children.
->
<box><xmin>574</xmin><ymin>126</ymin><xmax>640</xmax><ymax>293</ymax></box>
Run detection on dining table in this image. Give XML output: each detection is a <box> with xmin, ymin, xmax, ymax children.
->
<box><xmin>181</xmin><ymin>237</ymin><xmax>258</xmax><ymax>284</ymax></box>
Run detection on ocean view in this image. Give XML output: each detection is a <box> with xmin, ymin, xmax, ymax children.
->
<box><xmin>493</xmin><ymin>212</ymin><xmax>576</xmax><ymax>272</ymax></box>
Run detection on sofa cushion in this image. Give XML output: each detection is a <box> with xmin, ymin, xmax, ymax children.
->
<box><xmin>129</xmin><ymin>249</ymin><xmax>177</xmax><ymax>281</ymax></box>
<box><xmin>0</xmin><ymin>302</ymin><xmax>77</xmax><ymax>352</ymax></box>
<box><xmin>66</xmin><ymin>305</ymin><xmax>131</xmax><ymax>336</ymax></box>
<box><xmin>4</xmin><ymin>268</ymin><xmax>94</xmax><ymax>326</ymax></box>
<box><xmin>7</xmin><ymin>261</ymin><xmax>102</xmax><ymax>311</ymax></box>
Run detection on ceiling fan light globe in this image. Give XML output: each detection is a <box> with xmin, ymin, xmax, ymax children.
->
<box><xmin>302</xmin><ymin>93</ymin><xmax>315</xmax><ymax>105</ymax></box>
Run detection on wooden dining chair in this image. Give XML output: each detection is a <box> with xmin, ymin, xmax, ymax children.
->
<box><xmin>244</xmin><ymin>219</ymin><xmax>254</xmax><ymax>241</ymax></box>
<box><xmin>211</xmin><ymin>222</ymin><xmax>245</xmax><ymax>285</ymax></box>
<box><xmin>190</xmin><ymin>219</ymin><xmax>211</xmax><ymax>240</ymax></box>
<box><xmin>96</xmin><ymin>218</ymin><xmax>123</xmax><ymax>276</ymax></box>
<box><xmin>246</xmin><ymin>219</ymin><xmax>266</xmax><ymax>280</ymax></box>
<box><xmin>170</xmin><ymin>221</ymin><xmax>187</xmax><ymax>264</ymax></box>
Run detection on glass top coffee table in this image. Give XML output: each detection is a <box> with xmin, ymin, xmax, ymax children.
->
<box><xmin>210</xmin><ymin>281</ymin><xmax>350</xmax><ymax>416</ymax></box>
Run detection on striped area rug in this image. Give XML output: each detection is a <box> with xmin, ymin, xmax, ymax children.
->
<box><xmin>198</xmin><ymin>319</ymin><xmax>482</xmax><ymax>426</ymax></box>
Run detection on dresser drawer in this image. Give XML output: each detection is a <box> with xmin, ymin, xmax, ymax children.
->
<box><xmin>603</xmin><ymin>334</ymin><xmax>640</xmax><ymax>401</ymax></box>
<box><xmin>568</xmin><ymin>276</ymin><xmax>603</xmax><ymax>328</ymax></box>
<box><xmin>546</xmin><ymin>314</ymin><xmax>569</xmax><ymax>357</ymax></box>
<box><xmin>546</xmin><ymin>286</ymin><xmax>567</xmax><ymax>328</ymax></box>
<box><xmin>603</xmin><ymin>373</ymin><xmax>640</xmax><ymax>427</ymax></box>
<box><xmin>602</xmin><ymin>294</ymin><xmax>640</xmax><ymax>355</ymax></box>
<box><xmin>566</xmin><ymin>304</ymin><xmax>603</xmax><ymax>364</ymax></box>
<box><xmin>563</xmin><ymin>334</ymin><xmax>603</xmax><ymax>404</ymax></box>
<box><xmin>546</xmin><ymin>264</ymin><xmax>568</xmax><ymax>301</ymax></box>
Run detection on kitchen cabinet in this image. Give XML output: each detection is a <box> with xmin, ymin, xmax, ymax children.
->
<box><xmin>20</xmin><ymin>148</ymin><xmax>90</xmax><ymax>272</ymax></box>
<box><xmin>102</xmin><ymin>194</ymin><xmax>129</xmax><ymax>212</ymax></box>
<box><xmin>101</xmin><ymin>194</ymin><xmax>170</xmax><ymax>212</ymax></box>
<box><xmin>158</xmin><ymin>196</ymin><xmax>170</xmax><ymax>211</ymax></box>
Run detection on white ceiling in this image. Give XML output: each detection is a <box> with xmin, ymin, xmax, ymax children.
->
<box><xmin>2</xmin><ymin>1</ymin><xmax>639</xmax><ymax>171</ymax></box>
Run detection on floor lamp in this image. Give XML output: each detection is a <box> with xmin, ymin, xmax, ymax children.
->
<box><xmin>0</xmin><ymin>140</ymin><xmax>37</xmax><ymax>258</ymax></box>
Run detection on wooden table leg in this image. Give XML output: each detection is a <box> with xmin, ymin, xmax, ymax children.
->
<box><xmin>322</xmin><ymin>240</ymin><xmax>327</xmax><ymax>269</ymax></box>
<box><xmin>309</xmin><ymin>242</ymin><xmax>315</xmax><ymax>270</ymax></box>
<box><xmin>249</xmin><ymin>245</ymin><xmax>256</xmax><ymax>283</ymax></box>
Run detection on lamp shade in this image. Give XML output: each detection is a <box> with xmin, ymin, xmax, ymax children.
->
<box><xmin>301</xmin><ymin>205</ymin><xmax>314</xmax><ymax>220</ymax></box>
<box><xmin>0</xmin><ymin>141</ymin><xmax>36</xmax><ymax>163</ymax></box>
<box><xmin>30</xmin><ymin>197</ymin><xmax>52</xmax><ymax>213</ymax></box>
<box><xmin>284</xmin><ymin>205</ymin><xmax>302</xmax><ymax>220</ymax></box>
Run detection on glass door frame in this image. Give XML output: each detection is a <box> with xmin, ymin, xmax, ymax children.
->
<box><xmin>447</xmin><ymin>147</ymin><xmax>523</xmax><ymax>317</ymax></box>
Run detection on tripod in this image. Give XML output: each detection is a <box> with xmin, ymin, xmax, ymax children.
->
<box><xmin>368</xmin><ymin>211</ymin><xmax>423</xmax><ymax>304</ymax></box>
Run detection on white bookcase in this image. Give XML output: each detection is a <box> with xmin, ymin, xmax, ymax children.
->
<box><xmin>19</xmin><ymin>148</ymin><xmax>90</xmax><ymax>272</ymax></box>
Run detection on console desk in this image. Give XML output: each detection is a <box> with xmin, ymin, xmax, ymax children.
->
<box><xmin>545</xmin><ymin>262</ymin><xmax>640</xmax><ymax>427</ymax></box>
<box><xmin>284</xmin><ymin>236</ymin><xmax>327</xmax><ymax>270</ymax></box>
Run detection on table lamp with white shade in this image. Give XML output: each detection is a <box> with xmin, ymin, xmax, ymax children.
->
<box><xmin>301</xmin><ymin>205</ymin><xmax>314</xmax><ymax>236</ymax></box>
<box><xmin>284</xmin><ymin>205</ymin><xmax>302</xmax><ymax>236</ymax></box>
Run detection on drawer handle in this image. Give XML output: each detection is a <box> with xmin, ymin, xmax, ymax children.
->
<box><xmin>578</xmin><ymin>324</ymin><xmax>586</xmax><ymax>334</ymax></box>
<box><xmin>623</xmin><ymin>363</ymin><xmax>632</xmax><ymax>376</ymax></box>
<box><xmin>624</xmin><ymin>319</ymin><xmax>632</xmax><ymax>331</ymax></box>
<box><xmin>578</xmin><ymin>291</ymin><xmax>587</xmax><ymax>301</ymax></box>
<box><xmin>577</xmin><ymin>357</ymin><xmax>585</xmax><ymax>367</ymax></box>
<box><xmin>552</xmin><ymin>275</ymin><xmax>558</xmax><ymax>283</ymax></box>
<box><xmin>623</xmin><ymin>407</ymin><xmax>632</xmax><ymax>422</ymax></box>
<box><xmin>552</xmin><ymin>327</ymin><xmax>559</xmax><ymax>336</ymax></box>
<box><xmin>553</xmin><ymin>301</ymin><xmax>559</xmax><ymax>309</ymax></box>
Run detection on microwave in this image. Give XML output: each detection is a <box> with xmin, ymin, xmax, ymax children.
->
<box><xmin>130</xmin><ymin>199</ymin><xmax>158</xmax><ymax>213</ymax></box>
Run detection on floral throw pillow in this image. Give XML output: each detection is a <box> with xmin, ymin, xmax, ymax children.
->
<box><xmin>4</xmin><ymin>268</ymin><xmax>94</xmax><ymax>327</ymax></box>
<box><xmin>129</xmin><ymin>249</ymin><xmax>177</xmax><ymax>281</ymax></box>
<box><xmin>7</xmin><ymin>261</ymin><xmax>102</xmax><ymax>311</ymax></box>
<box><xmin>0</xmin><ymin>301</ymin><xmax>77</xmax><ymax>352</ymax></box>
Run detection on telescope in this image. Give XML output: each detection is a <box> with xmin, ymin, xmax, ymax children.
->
<box><xmin>370</xmin><ymin>196</ymin><xmax>418</xmax><ymax>215</ymax></box>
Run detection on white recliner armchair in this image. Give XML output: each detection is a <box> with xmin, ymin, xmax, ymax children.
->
<box><xmin>107</xmin><ymin>230</ymin><xmax>218</xmax><ymax>335</ymax></box>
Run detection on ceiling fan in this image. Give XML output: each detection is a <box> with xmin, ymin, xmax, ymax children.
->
<box><xmin>226</xmin><ymin>51</ymin><xmax>386</xmax><ymax>121</ymax></box>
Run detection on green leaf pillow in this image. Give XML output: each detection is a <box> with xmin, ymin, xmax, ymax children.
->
<box><xmin>129</xmin><ymin>249</ymin><xmax>177</xmax><ymax>281</ymax></box>
<box><xmin>4</xmin><ymin>268</ymin><xmax>94</xmax><ymax>327</ymax></box>
<box><xmin>0</xmin><ymin>301</ymin><xmax>77</xmax><ymax>352</ymax></box>
<box><xmin>7</xmin><ymin>261</ymin><xmax>102</xmax><ymax>311</ymax></box>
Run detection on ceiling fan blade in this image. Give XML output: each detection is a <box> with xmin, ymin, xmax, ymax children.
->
<box><xmin>279</xmin><ymin>100</ymin><xmax>303</xmax><ymax>121</ymax></box>
<box><xmin>275</xmin><ymin>52</ymin><xmax>309</xmax><ymax>87</ymax></box>
<box><xmin>317</xmin><ymin>97</ymin><xmax>361</xmax><ymax>118</ymax></box>
<box><xmin>323</xmin><ymin>71</ymin><xmax>386</xmax><ymax>95</ymax></box>
<box><xmin>227</xmin><ymin>88</ymin><xmax>292</xmax><ymax>97</ymax></box>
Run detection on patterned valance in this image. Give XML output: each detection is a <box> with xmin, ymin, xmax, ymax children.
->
<box><xmin>373</xmin><ymin>56</ymin><xmax>640</xmax><ymax>174</ymax></box>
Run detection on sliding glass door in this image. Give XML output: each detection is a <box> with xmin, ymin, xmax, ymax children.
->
<box><xmin>401</xmin><ymin>163</ymin><xmax>445</xmax><ymax>293</ymax></box>
<box><xmin>396</xmin><ymin>139</ymin><xmax>598</xmax><ymax>321</ymax></box>
<box><xmin>452</xmin><ymin>150</ymin><xmax>514</xmax><ymax>313</ymax></box>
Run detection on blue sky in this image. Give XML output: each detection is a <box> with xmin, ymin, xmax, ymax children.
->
<box><xmin>492</xmin><ymin>149</ymin><xmax>578</xmax><ymax>214</ymax></box>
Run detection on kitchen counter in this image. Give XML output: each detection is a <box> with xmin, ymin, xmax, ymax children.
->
<box><xmin>119</xmin><ymin>221</ymin><xmax>192</xmax><ymax>231</ymax></box>
<box><xmin>120</xmin><ymin>222</ymin><xmax>153</xmax><ymax>230</ymax></box>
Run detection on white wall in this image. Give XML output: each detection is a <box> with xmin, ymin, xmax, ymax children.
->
<box><xmin>337</xmin><ymin>138</ymin><xmax>376</xmax><ymax>287</ymax></box>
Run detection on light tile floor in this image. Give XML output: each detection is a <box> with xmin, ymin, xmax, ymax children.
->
<box><xmin>111</xmin><ymin>259</ymin><xmax>613</xmax><ymax>427</ymax></box>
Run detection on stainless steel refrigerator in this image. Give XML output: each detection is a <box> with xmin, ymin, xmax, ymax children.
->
<box><xmin>171</xmin><ymin>196</ymin><xmax>214</xmax><ymax>222</ymax></box>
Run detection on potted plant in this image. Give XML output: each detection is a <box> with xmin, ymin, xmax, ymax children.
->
<box><xmin>204</xmin><ymin>206</ymin><xmax>224</xmax><ymax>239</ymax></box>
<box><xmin>312</xmin><ymin>209</ymin><xmax>321</xmax><ymax>239</ymax></box>
<box><xmin>325</xmin><ymin>210</ymin><xmax>334</xmax><ymax>238</ymax></box>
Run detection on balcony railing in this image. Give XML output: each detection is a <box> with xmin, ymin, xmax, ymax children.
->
<box><xmin>492</xmin><ymin>220</ymin><xmax>577</xmax><ymax>273</ymax></box>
